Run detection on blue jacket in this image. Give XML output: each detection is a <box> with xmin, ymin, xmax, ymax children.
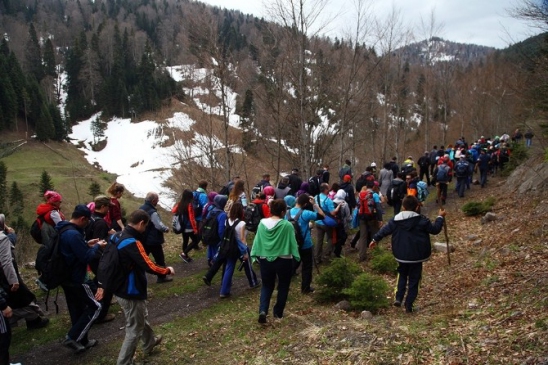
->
<box><xmin>57</xmin><ymin>221</ymin><xmax>100</xmax><ymax>285</ymax></box>
<box><xmin>372</xmin><ymin>211</ymin><xmax>444</xmax><ymax>263</ymax></box>
<box><xmin>194</xmin><ymin>189</ymin><xmax>208</xmax><ymax>222</ymax></box>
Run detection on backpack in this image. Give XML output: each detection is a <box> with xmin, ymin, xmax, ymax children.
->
<box><xmin>387</xmin><ymin>180</ymin><xmax>406</xmax><ymax>205</ymax></box>
<box><xmin>172</xmin><ymin>213</ymin><xmax>184</xmax><ymax>234</ymax></box>
<box><xmin>217</xmin><ymin>219</ymin><xmax>241</xmax><ymax>260</ymax></box>
<box><xmin>308</xmin><ymin>176</ymin><xmax>320</xmax><ymax>197</ymax></box>
<box><xmin>402</xmin><ymin>162</ymin><xmax>414</xmax><ymax>175</ymax></box>
<box><xmin>358</xmin><ymin>190</ymin><xmax>376</xmax><ymax>218</ymax></box>
<box><xmin>251</xmin><ymin>184</ymin><xmax>262</xmax><ymax>200</ymax></box>
<box><xmin>244</xmin><ymin>202</ymin><xmax>263</xmax><ymax>232</ymax></box>
<box><xmin>286</xmin><ymin>209</ymin><xmax>305</xmax><ymax>248</ymax></box>
<box><xmin>455</xmin><ymin>161</ymin><xmax>469</xmax><ymax>177</ymax></box>
<box><xmin>30</xmin><ymin>215</ymin><xmax>47</xmax><ymax>244</ymax></box>
<box><xmin>202</xmin><ymin>210</ymin><xmax>221</xmax><ymax>246</ymax></box>
<box><xmin>84</xmin><ymin>214</ymin><xmax>104</xmax><ymax>239</ymax></box>
<box><xmin>416</xmin><ymin>181</ymin><xmax>429</xmax><ymax>202</ymax></box>
<box><xmin>192</xmin><ymin>191</ymin><xmax>204</xmax><ymax>218</ymax></box>
<box><xmin>356</xmin><ymin>173</ymin><xmax>375</xmax><ymax>192</ymax></box>
<box><xmin>97</xmin><ymin>232</ymin><xmax>132</xmax><ymax>293</ymax></box>
<box><xmin>436</xmin><ymin>164</ymin><xmax>450</xmax><ymax>183</ymax></box>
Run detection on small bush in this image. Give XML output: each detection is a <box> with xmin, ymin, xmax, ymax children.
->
<box><xmin>500</xmin><ymin>142</ymin><xmax>528</xmax><ymax>176</ymax></box>
<box><xmin>462</xmin><ymin>196</ymin><xmax>495</xmax><ymax>216</ymax></box>
<box><xmin>315</xmin><ymin>258</ymin><xmax>362</xmax><ymax>303</ymax></box>
<box><xmin>369</xmin><ymin>247</ymin><xmax>398</xmax><ymax>275</ymax></box>
<box><xmin>342</xmin><ymin>272</ymin><xmax>390</xmax><ymax>312</ymax></box>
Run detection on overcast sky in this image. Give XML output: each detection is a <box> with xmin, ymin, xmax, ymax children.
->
<box><xmin>198</xmin><ymin>0</ymin><xmax>539</xmax><ymax>49</ymax></box>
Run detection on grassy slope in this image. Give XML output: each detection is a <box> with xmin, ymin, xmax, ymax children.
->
<box><xmin>3</xmin><ymin>135</ymin><xmax>548</xmax><ymax>364</ymax></box>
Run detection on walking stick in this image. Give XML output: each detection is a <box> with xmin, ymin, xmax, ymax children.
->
<box><xmin>436</xmin><ymin>183</ymin><xmax>451</xmax><ymax>265</ymax></box>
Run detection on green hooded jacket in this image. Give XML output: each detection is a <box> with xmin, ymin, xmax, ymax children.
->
<box><xmin>250</xmin><ymin>219</ymin><xmax>300</xmax><ymax>262</ymax></box>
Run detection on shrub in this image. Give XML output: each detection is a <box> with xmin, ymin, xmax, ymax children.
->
<box><xmin>315</xmin><ymin>258</ymin><xmax>362</xmax><ymax>303</ymax></box>
<box><xmin>342</xmin><ymin>272</ymin><xmax>390</xmax><ymax>312</ymax></box>
<box><xmin>369</xmin><ymin>247</ymin><xmax>398</xmax><ymax>275</ymax></box>
<box><xmin>500</xmin><ymin>142</ymin><xmax>528</xmax><ymax>176</ymax></box>
<box><xmin>462</xmin><ymin>196</ymin><xmax>495</xmax><ymax>216</ymax></box>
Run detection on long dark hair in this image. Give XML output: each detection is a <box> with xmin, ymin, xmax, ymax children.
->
<box><xmin>177</xmin><ymin>189</ymin><xmax>194</xmax><ymax>215</ymax></box>
<box><xmin>229</xmin><ymin>201</ymin><xmax>245</xmax><ymax>221</ymax></box>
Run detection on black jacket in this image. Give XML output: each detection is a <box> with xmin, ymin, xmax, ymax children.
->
<box><xmin>373</xmin><ymin>211</ymin><xmax>444</xmax><ymax>263</ymax></box>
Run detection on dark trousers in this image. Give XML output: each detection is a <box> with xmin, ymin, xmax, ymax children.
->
<box><xmin>62</xmin><ymin>283</ymin><xmax>102</xmax><ymax>344</ymax></box>
<box><xmin>299</xmin><ymin>247</ymin><xmax>313</xmax><ymax>293</ymax></box>
<box><xmin>0</xmin><ymin>315</ymin><xmax>11</xmax><ymax>365</ymax></box>
<box><xmin>143</xmin><ymin>244</ymin><xmax>167</xmax><ymax>279</ymax></box>
<box><xmin>456</xmin><ymin>177</ymin><xmax>467</xmax><ymax>197</ymax></box>
<box><xmin>437</xmin><ymin>183</ymin><xmax>448</xmax><ymax>203</ymax></box>
<box><xmin>479</xmin><ymin>168</ymin><xmax>488</xmax><ymax>187</ymax></box>
<box><xmin>419</xmin><ymin>167</ymin><xmax>430</xmax><ymax>185</ymax></box>
<box><xmin>204</xmin><ymin>256</ymin><xmax>226</xmax><ymax>283</ymax></box>
<box><xmin>393</xmin><ymin>200</ymin><xmax>402</xmax><ymax>215</ymax></box>
<box><xmin>182</xmin><ymin>232</ymin><xmax>200</xmax><ymax>255</ymax></box>
<box><xmin>258</xmin><ymin>258</ymin><xmax>293</xmax><ymax>318</ymax></box>
<box><xmin>395</xmin><ymin>262</ymin><xmax>423</xmax><ymax>310</ymax></box>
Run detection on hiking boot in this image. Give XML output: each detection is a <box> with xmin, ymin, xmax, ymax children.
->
<box><xmin>249</xmin><ymin>280</ymin><xmax>261</xmax><ymax>289</ymax></box>
<box><xmin>96</xmin><ymin>313</ymin><xmax>116</xmax><ymax>324</ymax></box>
<box><xmin>258</xmin><ymin>311</ymin><xmax>267</xmax><ymax>324</ymax></box>
<box><xmin>156</xmin><ymin>277</ymin><xmax>173</xmax><ymax>284</ymax></box>
<box><xmin>179</xmin><ymin>253</ymin><xmax>192</xmax><ymax>263</ymax></box>
<box><xmin>63</xmin><ymin>338</ymin><xmax>86</xmax><ymax>354</ymax></box>
<box><xmin>202</xmin><ymin>276</ymin><xmax>211</xmax><ymax>286</ymax></box>
<box><xmin>144</xmin><ymin>335</ymin><xmax>163</xmax><ymax>356</ymax></box>
<box><xmin>80</xmin><ymin>339</ymin><xmax>98</xmax><ymax>349</ymax></box>
<box><xmin>219</xmin><ymin>293</ymin><xmax>231</xmax><ymax>299</ymax></box>
<box><xmin>405</xmin><ymin>304</ymin><xmax>414</xmax><ymax>313</ymax></box>
<box><xmin>302</xmin><ymin>287</ymin><xmax>315</xmax><ymax>294</ymax></box>
<box><xmin>393</xmin><ymin>300</ymin><xmax>402</xmax><ymax>307</ymax></box>
<box><xmin>26</xmin><ymin>316</ymin><xmax>49</xmax><ymax>330</ymax></box>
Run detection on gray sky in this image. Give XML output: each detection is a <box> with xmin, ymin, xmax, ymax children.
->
<box><xmin>198</xmin><ymin>0</ymin><xmax>539</xmax><ymax>49</ymax></box>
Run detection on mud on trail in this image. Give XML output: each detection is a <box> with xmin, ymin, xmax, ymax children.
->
<box><xmin>15</xmin><ymin>255</ymin><xmax>250</xmax><ymax>365</ymax></box>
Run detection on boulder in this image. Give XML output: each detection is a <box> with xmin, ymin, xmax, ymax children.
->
<box><xmin>434</xmin><ymin>242</ymin><xmax>455</xmax><ymax>253</ymax></box>
<box><xmin>481</xmin><ymin>212</ymin><xmax>497</xmax><ymax>224</ymax></box>
<box><xmin>360</xmin><ymin>311</ymin><xmax>373</xmax><ymax>319</ymax></box>
<box><xmin>335</xmin><ymin>300</ymin><xmax>351</xmax><ymax>311</ymax></box>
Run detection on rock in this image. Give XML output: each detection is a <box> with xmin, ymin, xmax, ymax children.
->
<box><xmin>481</xmin><ymin>212</ymin><xmax>497</xmax><ymax>224</ymax></box>
<box><xmin>472</xmin><ymin>239</ymin><xmax>483</xmax><ymax>246</ymax></box>
<box><xmin>360</xmin><ymin>311</ymin><xmax>373</xmax><ymax>319</ymax></box>
<box><xmin>335</xmin><ymin>300</ymin><xmax>351</xmax><ymax>311</ymax></box>
<box><xmin>434</xmin><ymin>242</ymin><xmax>455</xmax><ymax>253</ymax></box>
<box><xmin>24</xmin><ymin>261</ymin><xmax>36</xmax><ymax>269</ymax></box>
<box><xmin>466</xmin><ymin>234</ymin><xmax>479</xmax><ymax>241</ymax></box>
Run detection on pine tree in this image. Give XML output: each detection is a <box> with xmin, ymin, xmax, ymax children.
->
<box><xmin>0</xmin><ymin>54</ymin><xmax>17</xmax><ymax>131</ymax></box>
<box><xmin>88</xmin><ymin>181</ymin><xmax>101</xmax><ymax>198</ymax></box>
<box><xmin>39</xmin><ymin>170</ymin><xmax>54</xmax><ymax>196</ymax></box>
<box><xmin>49</xmin><ymin>103</ymin><xmax>67</xmax><ymax>141</ymax></box>
<box><xmin>43</xmin><ymin>38</ymin><xmax>57</xmax><ymax>78</ymax></box>
<box><xmin>25</xmin><ymin>23</ymin><xmax>44</xmax><ymax>82</ymax></box>
<box><xmin>91</xmin><ymin>115</ymin><xmax>106</xmax><ymax>144</ymax></box>
<box><xmin>9</xmin><ymin>181</ymin><xmax>24</xmax><ymax>216</ymax></box>
<box><xmin>0</xmin><ymin>161</ymin><xmax>7</xmax><ymax>213</ymax></box>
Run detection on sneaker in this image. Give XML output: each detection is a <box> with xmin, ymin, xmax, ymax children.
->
<box><xmin>144</xmin><ymin>335</ymin><xmax>163</xmax><ymax>356</ymax></box>
<box><xmin>258</xmin><ymin>311</ymin><xmax>267</xmax><ymax>324</ymax></box>
<box><xmin>156</xmin><ymin>277</ymin><xmax>173</xmax><ymax>284</ymax></box>
<box><xmin>96</xmin><ymin>313</ymin><xmax>116</xmax><ymax>324</ymax></box>
<box><xmin>26</xmin><ymin>317</ymin><xmax>49</xmax><ymax>330</ymax></box>
<box><xmin>249</xmin><ymin>280</ymin><xmax>261</xmax><ymax>289</ymax></box>
<box><xmin>80</xmin><ymin>339</ymin><xmax>98</xmax><ymax>349</ymax></box>
<box><xmin>219</xmin><ymin>293</ymin><xmax>231</xmax><ymax>299</ymax></box>
<box><xmin>393</xmin><ymin>300</ymin><xmax>402</xmax><ymax>307</ymax></box>
<box><xmin>302</xmin><ymin>287</ymin><xmax>315</xmax><ymax>294</ymax></box>
<box><xmin>202</xmin><ymin>276</ymin><xmax>211</xmax><ymax>286</ymax></box>
<box><xmin>179</xmin><ymin>253</ymin><xmax>192</xmax><ymax>263</ymax></box>
<box><xmin>405</xmin><ymin>305</ymin><xmax>414</xmax><ymax>313</ymax></box>
<box><xmin>63</xmin><ymin>338</ymin><xmax>86</xmax><ymax>354</ymax></box>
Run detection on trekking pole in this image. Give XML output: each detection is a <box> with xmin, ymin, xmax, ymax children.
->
<box><xmin>437</xmin><ymin>187</ymin><xmax>451</xmax><ymax>266</ymax></box>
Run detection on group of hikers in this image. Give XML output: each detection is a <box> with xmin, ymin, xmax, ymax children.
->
<box><xmin>0</xmin><ymin>132</ymin><xmax>520</xmax><ymax>364</ymax></box>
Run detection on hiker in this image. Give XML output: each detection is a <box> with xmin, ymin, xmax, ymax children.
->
<box><xmin>356</xmin><ymin>183</ymin><xmax>383</xmax><ymax>262</ymax></box>
<box><xmin>193</xmin><ymin>180</ymin><xmax>208</xmax><ymax>244</ymax></box>
<box><xmin>296</xmin><ymin>182</ymin><xmax>310</xmax><ymax>197</ymax></box>
<box><xmin>287</xmin><ymin>168</ymin><xmax>302</xmax><ymax>196</ymax></box>
<box><xmin>389</xmin><ymin>156</ymin><xmax>399</xmax><ymax>179</ymax></box>
<box><xmin>107</xmin><ymin>182</ymin><xmax>125</xmax><ymax>231</ymax></box>
<box><xmin>274</xmin><ymin>176</ymin><xmax>291</xmax><ymax>200</ymax></box>
<box><xmin>401</xmin><ymin>156</ymin><xmax>416</xmax><ymax>175</ymax></box>
<box><xmin>417</xmin><ymin>152</ymin><xmax>431</xmax><ymax>186</ymax></box>
<box><xmin>370</xmin><ymin>162</ymin><xmax>378</xmax><ymax>180</ymax></box>
<box><xmin>369</xmin><ymin>195</ymin><xmax>445</xmax><ymax>313</ymax></box>
<box><xmin>86</xmin><ymin>196</ymin><xmax>117</xmax><ymax>324</ymax></box>
<box><xmin>202</xmin><ymin>195</ymin><xmax>228</xmax><ymax>267</ymax></box>
<box><xmin>321</xmin><ymin>165</ymin><xmax>330</xmax><ymax>184</ymax></box>
<box><xmin>454</xmin><ymin>155</ymin><xmax>471</xmax><ymax>198</ymax></box>
<box><xmin>110</xmin><ymin>209</ymin><xmax>174</xmax><ymax>365</ymax></box>
<box><xmin>225</xmin><ymin>180</ymin><xmax>248</xmax><ymax>213</ymax></box>
<box><xmin>201</xmin><ymin>192</ymin><xmax>218</xmax><ymax>221</ymax></box>
<box><xmin>251</xmin><ymin>199</ymin><xmax>300</xmax><ymax>323</ymax></box>
<box><xmin>139</xmin><ymin>192</ymin><xmax>172</xmax><ymax>283</ymax></box>
<box><xmin>0</xmin><ymin>285</ymin><xmax>13</xmax><ymax>365</ymax></box>
<box><xmin>36</xmin><ymin>190</ymin><xmax>65</xmax><ymax>228</ymax></box>
<box><xmin>328</xmin><ymin>182</ymin><xmax>340</xmax><ymax>200</ymax></box>
<box><xmin>524</xmin><ymin>129</ymin><xmax>534</xmax><ymax>147</ymax></box>
<box><xmin>58</xmin><ymin>204</ymin><xmax>105</xmax><ymax>353</ymax></box>
<box><xmin>338</xmin><ymin>159</ymin><xmax>353</xmax><ymax>182</ymax></box>
<box><xmin>219</xmin><ymin>176</ymin><xmax>239</xmax><ymax>195</ymax></box>
<box><xmin>332</xmin><ymin>189</ymin><xmax>352</xmax><ymax>258</ymax></box>
<box><xmin>433</xmin><ymin>157</ymin><xmax>451</xmax><ymax>205</ymax></box>
<box><xmin>252</xmin><ymin>174</ymin><xmax>272</xmax><ymax>199</ymax></box>
<box><xmin>0</xmin><ymin>215</ymin><xmax>49</xmax><ymax>330</ymax></box>
<box><xmin>355</xmin><ymin>166</ymin><xmax>376</xmax><ymax>193</ymax></box>
<box><xmin>429</xmin><ymin>145</ymin><xmax>439</xmax><ymax>176</ymax></box>
<box><xmin>378</xmin><ymin>163</ymin><xmax>393</xmax><ymax>197</ymax></box>
<box><xmin>405</xmin><ymin>171</ymin><xmax>419</xmax><ymax>199</ymax></box>
<box><xmin>475</xmin><ymin>149</ymin><xmax>491</xmax><ymax>188</ymax></box>
<box><xmin>307</xmin><ymin>169</ymin><xmax>323</xmax><ymax>197</ymax></box>
<box><xmin>339</xmin><ymin>175</ymin><xmax>356</xmax><ymax>211</ymax></box>
<box><xmin>512</xmin><ymin>128</ymin><xmax>523</xmax><ymax>143</ymax></box>
<box><xmin>250</xmin><ymin>192</ymin><xmax>271</xmax><ymax>219</ymax></box>
<box><xmin>173</xmin><ymin>190</ymin><xmax>200</xmax><ymax>263</ymax></box>
<box><xmin>314</xmin><ymin>183</ymin><xmax>341</xmax><ymax>264</ymax></box>
<box><xmin>386</xmin><ymin>172</ymin><xmax>407</xmax><ymax>215</ymax></box>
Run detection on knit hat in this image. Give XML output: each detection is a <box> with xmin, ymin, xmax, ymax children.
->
<box><xmin>343</xmin><ymin>174</ymin><xmax>352</xmax><ymax>183</ymax></box>
<box><xmin>207</xmin><ymin>191</ymin><xmax>218</xmax><ymax>202</ymax></box>
<box><xmin>44</xmin><ymin>190</ymin><xmax>62</xmax><ymax>204</ymax></box>
<box><xmin>284</xmin><ymin>195</ymin><xmax>296</xmax><ymax>208</ymax></box>
<box><xmin>263</xmin><ymin>186</ymin><xmax>275</xmax><ymax>197</ymax></box>
<box><xmin>72</xmin><ymin>204</ymin><xmax>91</xmax><ymax>219</ymax></box>
<box><xmin>214</xmin><ymin>195</ymin><xmax>228</xmax><ymax>210</ymax></box>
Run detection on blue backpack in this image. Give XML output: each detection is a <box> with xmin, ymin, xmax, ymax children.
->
<box><xmin>416</xmin><ymin>181</ymin><xmax>429</xmax><ymax>202</ymax></box>
<box><xmin>436</xmin><ymin>164</ymin><xmax>450</xmax><ymax>183</ymax></box>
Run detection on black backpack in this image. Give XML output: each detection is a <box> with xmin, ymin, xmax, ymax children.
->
<box><xmin>387</xmin><ymin>180</ymin><xmax>406</xmax><ymax>205</ymax></box>
<box><xmin>30</xmin><ymin>215</ymin><xmax>46</xmax><ymax>244</ymax></box>
<box><xmin>192</xmin><ymin>191</ymin><xmax>204</xmax><ymax>218</ymax></box>
<box><xmin>286</xmin><ymin>209</ymin><xmax>305</xmax><ymax>248</ymax></box>
<box><xmin>455</xmin><ymin>161</ymin><xmax>469</xmax><ymax>177</ymax></box>
<box><xmin>217</xmin><ymin>219</ymin><xmax>241</xmax><ymax>260</ymax></box>
<box><xmin>35</xmin><ymin>224</ymin><xmax>74</xmax><ymax>312</ymax></box>
<box><xmin>97</xmin><ymin>232</ymin><xmax>132</xmax><ymax>293</ymax></box>
<box><xmin>308</xmin><ymin>176</ymin><xmax>320</xmax><ymax>197</ymax></box>
<box><xmin>202</xmin><ymin>210</ymin><xmax>221</xmax><ymax>246</ymax></box>
<box><xmin>244</xmin><ymin>202</ymin><xmax>263</xmax><ymax>232</ymax></box>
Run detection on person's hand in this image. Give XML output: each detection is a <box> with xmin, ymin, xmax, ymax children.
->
<box><xmin>242</xmin><ymin>254</ymin><xmax>249</xmax><ymax>262</ymax></box>
<box><xmin>377</xmin><ymin>221</ymin><xmax>383</xmax><ymax>228</ymax></box>
<box><xmin>88</xmin><ymin>238</ymin><xmax>100</xmax><ymax>247</ymax></box>
<box><xmin>167</xmin><ymin>266</ymin><xmax>175</xmax><ymax>275</ymax></box>
<box><xmin>95</xmin><ymin>288</ymin><xmax>104</xmax><ymax>301</ymax></box>
<box><xmin>369</xmin><ymin>241</ymin><xmax>376</xmax><ymax>249</ymax></box>
<box><xmin>98</xmin><ymin>240</ymin><xmax>108</xmax><ymax>248</ymax></box>
<box><xmin>438</xmin><ymin>208</ymin><xmax>446</xmax><ymax>217</ymax></box>
<box><xmin>108</xmin><ymin>229</ymin><xmax>116</xmax><ymax>235</ymax></box>
<box><xmin>10</xmin><ymin>283</ymin><xmax>19</xmax><ymax>292</ymax></box>
<box><xmin>2</xmin><ymin>306</ymin><xmax>12</xmax><ymax>318</ymax></box>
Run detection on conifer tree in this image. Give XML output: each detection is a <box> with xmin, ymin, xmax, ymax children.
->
<box><xmin>0</xmin><ymin>161</ymin><xmax>7</xmax><ymax>213</ymax></box>
<box><xmin>88</xmin><ymin>181</ymin><xmax>101</xmax><ymax>198</ymax></box>
<box><xmin>9</xmin><ymin>181</ymin><xmax>24</xmax><ymax>216</ymax></box>
<box><xmin>49</xmin><ymin>103</ymin><xmax>67</xmax><ymax>141</ymax></box>
<box><xmin>43</xmin><ymin>38</ymin><xmax>57</xmax><ymax>78</ymax></box>
<box><xmin>25</xmin><ymin>23</ymin><xmax>44</xmax><ymax>82</ymax></box>
<box><xmin>0</xmin><ymin>54</ymin><xmax>17</xmax><ymax>131</ymax></box>
<box><xmin>39</xmin><ymin>170</ymin><xmax>54</xmax><ymax>196</ymax></box>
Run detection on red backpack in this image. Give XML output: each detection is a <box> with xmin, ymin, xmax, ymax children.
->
<box><xmin>358</xmin><ymin>190</ymin><xmax>376</xmax><ymax>218</ymax></box>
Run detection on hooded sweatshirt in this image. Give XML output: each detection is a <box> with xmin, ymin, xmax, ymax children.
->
<box><xmin>250</xmin><ymin>218</ymin><xmax>300</xmax><ymax>263</ymax></box>
<box><xmin>372</xmin><ymin>211</ymin><xmax>444</xmax><ymax>263</ymax></box>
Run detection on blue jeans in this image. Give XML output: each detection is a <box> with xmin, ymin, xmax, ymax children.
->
<box><xmin>479</xmin><ymin>168</ymin><xmax>488</xmax><ymax>187</ymax></box>
<box><xmin>220</xmin><ymin>258</ymin><xmax>237</xmax><ymax>296</ymax></box>
<box><xmin>456</xmin><ymin>177</ymin><xmax>467</xmax><ymax>197</ymax></box>
<box><xmin>258</xmin><ymin>258</ymin><xmax>293</xmax><ymax>318</ymax></box>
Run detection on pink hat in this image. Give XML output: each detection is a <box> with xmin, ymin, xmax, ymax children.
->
<box><xmin>263</xmin><ymin>186</ymin><xmax>275</xmax><ymax>197</ymax></box>
<box><xmin>373</xmin><ymin>181</ymin><xmax>380</xmax><ymax>187</ymax></box>
<box><xmin>44</xmin><ymin>190</ymin><xmax>62</xmax><ymax>204</ymax></box>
